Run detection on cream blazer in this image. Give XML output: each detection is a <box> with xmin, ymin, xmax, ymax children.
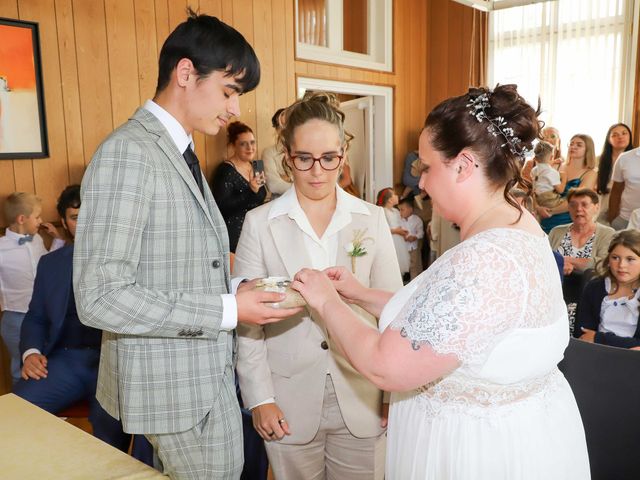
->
<box><xmin>234</xmin><ymin>192</ymin><xmax>403</xmax><ymax>444</ymax></box>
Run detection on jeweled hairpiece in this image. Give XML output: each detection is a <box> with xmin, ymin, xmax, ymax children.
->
<box><xmin>466</xmin><ymin>92</ymin><xmax>530</xmax><ymax>160</ymax></box>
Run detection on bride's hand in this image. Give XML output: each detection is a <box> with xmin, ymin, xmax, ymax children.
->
<box><xmin>323</xmin><ymin>266</ymin><xmax>365</xmax><ymax>304</ymax></box>
<box><xmin>291</xmin><ymin>268</ymin><xmax>342</xmax><ymax>313</ymax></box>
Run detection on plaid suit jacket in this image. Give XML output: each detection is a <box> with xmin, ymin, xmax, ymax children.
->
<box><xmin>73</xmin><ymin>108</ymin><xmax>236</xmax><ymax>434</ymax></box>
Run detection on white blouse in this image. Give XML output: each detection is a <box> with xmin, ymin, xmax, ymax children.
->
<box><xmin>599</xmin><ymin>277</ymin><xmax>640</xmax><ymax>338</ymax></box>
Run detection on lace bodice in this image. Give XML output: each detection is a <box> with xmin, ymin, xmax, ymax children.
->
<box><xmin>382</xmin><ymin>228</ymin><xmax>569</xmax><ymax>415</ymax></box>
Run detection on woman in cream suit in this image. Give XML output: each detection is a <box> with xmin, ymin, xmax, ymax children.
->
<box><xmin>234</xmin><ymin>92</ymin><xmax>402</xmax><ymax>480</ymax></box>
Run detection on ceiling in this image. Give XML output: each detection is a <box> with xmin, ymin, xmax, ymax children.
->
<box><xmin>452</xmin><ymin>0</ymin><xmax>551</xmax><ymax>11</ymax></box>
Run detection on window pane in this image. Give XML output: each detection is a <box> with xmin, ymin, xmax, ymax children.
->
<box><xmin>343</xmin><ymin>0</ymin><xmax>369</xmax><ymax>54</ymax></box>
<box><xmin>298</xmin><ymin>0</ymin><xmax>327</xmax><ymax>47</ymax></box>
<box><xmin>489</xmin><ymin>0</ymin><xmax>630</xmax><ymax>149</ymax></box>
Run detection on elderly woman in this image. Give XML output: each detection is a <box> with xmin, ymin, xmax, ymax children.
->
<box><xmin>549</xmin><ymin>188</ymin><xmax>615</xmax><ymax>276</ymax></box>
<box><xmin>549</xmin><ymin>188</ymin><xmax>615</xmax><ymax>331</ymax></box>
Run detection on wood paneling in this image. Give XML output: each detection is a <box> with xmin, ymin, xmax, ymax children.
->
<box><xmin>0</xmin><ymin>0</ymin><xmax>481</xmax><ymax>228</ymax></box>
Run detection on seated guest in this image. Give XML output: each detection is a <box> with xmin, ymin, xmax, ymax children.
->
<box><xmin>13</xmin><ymin>186</ymin><xmax>152</xmax><ymax>463</ymax></box>
<box><xmin>538</xmin><ymin>134</ymin><xmax>597</xmax><ymax>233</ymax></box>
<box><xmin>549</xmin><ymin>188</ymin><xmax>615</xmax><ymax>332</ymax></box>
<box><xmin>531</xmin><ymin>140</ymin><xmax>566</xmax><ymax>209</ymax></box>
<box><xmin>0</xmin><ymin>192</ymin><xmax>65</xmax><ymax>384</ymax></box>
<box><xmin>549</xmin><ymin>188</ymin><xmax>615</xmax><ymax>277</ymax></box>
<box><xmin>522</xmin><ymin>126</ymin><xmax>564</xmax><ymax>182</ymax></box>
<box><xmin>575</xmin><ymin>229</ymin><xmax>640</xmax><ymax>349</ymax></box>
<box><xmin>212</xmin><ymin>121</ymin><xmax>267</xmax><ymax>252</ymax></box>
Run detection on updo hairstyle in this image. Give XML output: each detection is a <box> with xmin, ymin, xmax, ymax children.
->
<box><xmin>424</xmin><ymin>84</ymin><xmax>541</xmax><ymax>214</ymax></box>
<box><xmin>227</xmin><ymin>121</ymin><xmax>253</xmax><ymax>145</ymax></box>
<box><xmin>278</xmin><ymin>91</ymin><xmax>353</xmax><ymax>177</ymax></box>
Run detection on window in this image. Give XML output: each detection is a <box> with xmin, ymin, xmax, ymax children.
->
<box><xmin>488</xmin><ymin>0</ymin><xmax>637</xmax><ymax>148</ymax></box>
<box><xmin>296</xmin><ymin>0</ymin><xmax>393</xmax><ymax>71</ymax></box>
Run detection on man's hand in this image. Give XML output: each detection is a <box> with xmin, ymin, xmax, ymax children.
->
<box><xmin>21</xmin><ymin>353</ymin><xmax>48</xmax><ymax>380</ymax></box>
<box><xmin>40</xmin><ymin>222</ymin><xmax>62</xmax><ymax>239</ymax></box>
<box><xmin>236</xmin><ymin>279</ymin><xmax>303</xmax><ymax>325</ymax></box>
<box><xmin>252</xmin><ymin>402</ymin><xmax>291</xmax><ymax>441</ymax></box>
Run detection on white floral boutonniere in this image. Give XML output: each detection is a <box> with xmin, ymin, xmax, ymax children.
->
<box><xmin>345</xmin><ymin>229</ymin><xmax>373</xmax><ymax>274</ymax></box>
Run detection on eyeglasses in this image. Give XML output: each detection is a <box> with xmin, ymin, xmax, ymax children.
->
<box><xmin>289</xmin><ymin>153</ymin><xmax>343</xmax><ymax>171</ymax></box>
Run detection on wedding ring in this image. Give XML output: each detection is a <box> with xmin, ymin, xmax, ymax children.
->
<box><xmin>278</xmin><ymin>418</ymin><xmax>286</xmax><ymax>424</ymax></box>
<box><xmin>268</xmin><ymin>431</ymin><xmax>275</xmax><ymax>436</ymax></box>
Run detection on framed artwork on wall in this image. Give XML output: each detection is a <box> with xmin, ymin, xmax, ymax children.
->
<box><xmin>0</xmin><ymin>17</ymin><xmax>48</xmax><ymax>159</ymax></box>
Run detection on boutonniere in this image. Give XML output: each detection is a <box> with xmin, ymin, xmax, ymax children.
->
<box><xmin>345</xmin><ymin>229</ymin><xmax>373</xmax><ymax>274</ymax></box>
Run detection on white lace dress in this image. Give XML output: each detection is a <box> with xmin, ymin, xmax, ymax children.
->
<box><xmin>379</xmin><ymin>228</ymin><xmax>590</xmax><ymax>480</ymax></box>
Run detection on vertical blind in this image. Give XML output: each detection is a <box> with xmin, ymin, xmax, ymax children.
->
<box><xmin>488</xmin><ymin>0</ymin><xmax>635</xmax><ymax>151</ymax></box>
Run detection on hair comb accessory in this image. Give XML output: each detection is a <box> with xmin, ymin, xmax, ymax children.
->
<box><xmin>466</xmin><ymin>92</ymin><xmax>530</xmax><ymax>160</ymax></box>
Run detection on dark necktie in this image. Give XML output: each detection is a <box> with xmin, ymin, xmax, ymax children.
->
<box><xmin>18</xmin><ymin>235</ymin><xmax>34</xmax><ymax>246</ymax></box>
<box><xmin>183</xmin><ymin>146</ymin><xmax>204</xmax><ymax>196</ymax></box>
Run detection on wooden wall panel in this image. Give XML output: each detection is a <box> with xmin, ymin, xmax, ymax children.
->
<box><xmin>55</xmin><ymin>0</ymin><xmax>85</xmax><ymax>185</ymax></box>
<box><xmin>0</xmin><ymin>0</ymin><xmax>482</xmax><ymax>228</ymax></box>
<box><xmin>105</xmin><ymin>0</ymin><xmax>141</xmax><ymax>128</ymax></box>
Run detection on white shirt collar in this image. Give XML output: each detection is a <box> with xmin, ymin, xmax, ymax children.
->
<box><xmin>143</xmin><ymin>99</ymin><xmax>193</xmax><ymax>154</ymax></box>
<box><xmin>4</xmin><ymin>228</ymin><xmax>29</xmax><ymax>243</ymax></box>
<box><xmin>268</xmin><ymin>185</ymin><xmax>370</xmax><ymax>220</ymax></box>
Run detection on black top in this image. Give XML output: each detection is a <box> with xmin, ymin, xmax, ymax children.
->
<box><xmin>575</xmin><ymin>276</ymin><xmax>640</xmax><ymax>348</ymax></box>
<box><xmin>211</xmin><ymin>161</ymin><xmax>266</xmax><ymax>252</ymax></box>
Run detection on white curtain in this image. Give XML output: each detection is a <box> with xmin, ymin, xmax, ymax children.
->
<box><xmin>488</xmin><ymin>0</ymin><xmax>635</xmax><ymax>152</ymax></box>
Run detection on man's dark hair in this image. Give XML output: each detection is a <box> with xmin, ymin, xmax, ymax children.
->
<box><xmin>57</xmin><ymin>185</ymin><xmax>81</xmax><ymax>218</ymax></box>
<box><xmin>398</xmin><ymin>196</ymin><xmax>415</xmax><ymax>208</ymax></box>
<box><xmin>156</xmin><ymin>8</ymin><xmax>260</xmax><ymax>94</ymax></box>
<box><xmin>271</xmin><ymin>108</ymin><xmax>285</xmax><ymax>129</ymax></box>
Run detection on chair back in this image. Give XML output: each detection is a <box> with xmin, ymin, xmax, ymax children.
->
<box><xmin>559</xmin><ymin>338</ymin><xmax>640</xmax><ymax>480</ymax></box>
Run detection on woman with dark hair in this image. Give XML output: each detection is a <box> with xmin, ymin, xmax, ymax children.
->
<box><xmin>596</xmin><ymin>123</ymin><xmax>633</xmax><ymax>225</ymax></box>
<box><xmin>211</xmin><ymin>121</ymin><xmax>266</xmax><ymax>252</ymax></box>
<box><xmin>291</xmin><ymin>85</ymin><xmax>589</xmax><ymax>479</ymax></box>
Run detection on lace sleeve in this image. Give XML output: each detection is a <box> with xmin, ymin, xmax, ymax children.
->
<box><xmin>389</xmin><ymin>236</ymin><xmax>526</xmax><ymax>364</ymax></box>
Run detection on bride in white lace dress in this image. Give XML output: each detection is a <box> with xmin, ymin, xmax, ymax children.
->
<box><xmin>292</xmin><ymin>85</ymin><xmax>590</xmax><ymax>479</ymax></box>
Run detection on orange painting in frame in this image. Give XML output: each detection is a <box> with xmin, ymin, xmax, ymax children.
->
<box><xmin>0</xmin><ymin>17</ymin><xmax>48</xmax><ymax>159</ymax></box>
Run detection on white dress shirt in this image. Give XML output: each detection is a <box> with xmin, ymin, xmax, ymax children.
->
<box><xmin>251</xmin><ymin>185</ymin><xmax>371</xmax><ymax>408</ymax></box>
<box><xmin>143</xmin><ymin>99</ymin><xmax>240</xmax><ymax>330</ymax></box>
<box><xmin>599</xmin><ymin>277</ymin><xmax>640</xmax><ymax>338</ymax></box>
<box><xmin>0</xmin><ymin>229</ymin><xmax>64</xmax><ymax>313</ymax></box>
<box><xmin>401</xmin><ymin>213</ymin><xmax>424</xmax><ymax>251</ymax></box>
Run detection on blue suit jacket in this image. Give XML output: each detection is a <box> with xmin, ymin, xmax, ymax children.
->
<box><xmin>20</xmin><ymin>244</ymin><xmax>79</xmax><ymax>357</ymax></box>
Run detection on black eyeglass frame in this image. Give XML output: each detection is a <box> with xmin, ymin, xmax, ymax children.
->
<box><xmin>288</xmin><ymin>153</ymin><xmax>344</xmax><ymax>171</ymax></box>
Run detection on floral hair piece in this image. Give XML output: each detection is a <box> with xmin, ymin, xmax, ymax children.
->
<box><xmin>466</xmin><ymin>92</ymin><xmax>530</xmax><ymax>160</ymax></box>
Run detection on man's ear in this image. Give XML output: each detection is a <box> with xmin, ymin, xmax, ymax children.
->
<box><xmin>15</xmin><ymin>214</ymin><xmax>25</xmax><ymax>225</ymax></box>
<box><xmin>175</xmin><ymin>58</ymin><xmax>195</xmax><ymax>87</ymax></box>
<box><xmin>60</xmin><ymin>218</ymin><xmax>68</xmax><ymax>233</ymax></box>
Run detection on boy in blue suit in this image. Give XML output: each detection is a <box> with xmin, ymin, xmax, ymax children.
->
<box><xmin>13</xmin><ymin>186</ymin><xmax>151</xmax><ymax>461</ymax></box>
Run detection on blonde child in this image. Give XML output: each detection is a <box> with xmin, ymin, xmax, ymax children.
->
<box><xmin>575</xmin><ymin>230</ymin><xmax>640</xmax><ymax>349</ymax></box>
<box><xmin>531</xmin><ymin>140</ymin><xmax>566</xmax><ymax>209</ymax></box>
<box><xmin>0</xmin><ymin>193</ymin><xmax>64</xmax><ymax>383</ymax></box>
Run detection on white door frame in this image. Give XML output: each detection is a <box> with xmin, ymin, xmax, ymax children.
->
<box><xmin>297</xmin><ymin>77</ymin><xmax>393</xmax><ymax>202</ymax></box>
